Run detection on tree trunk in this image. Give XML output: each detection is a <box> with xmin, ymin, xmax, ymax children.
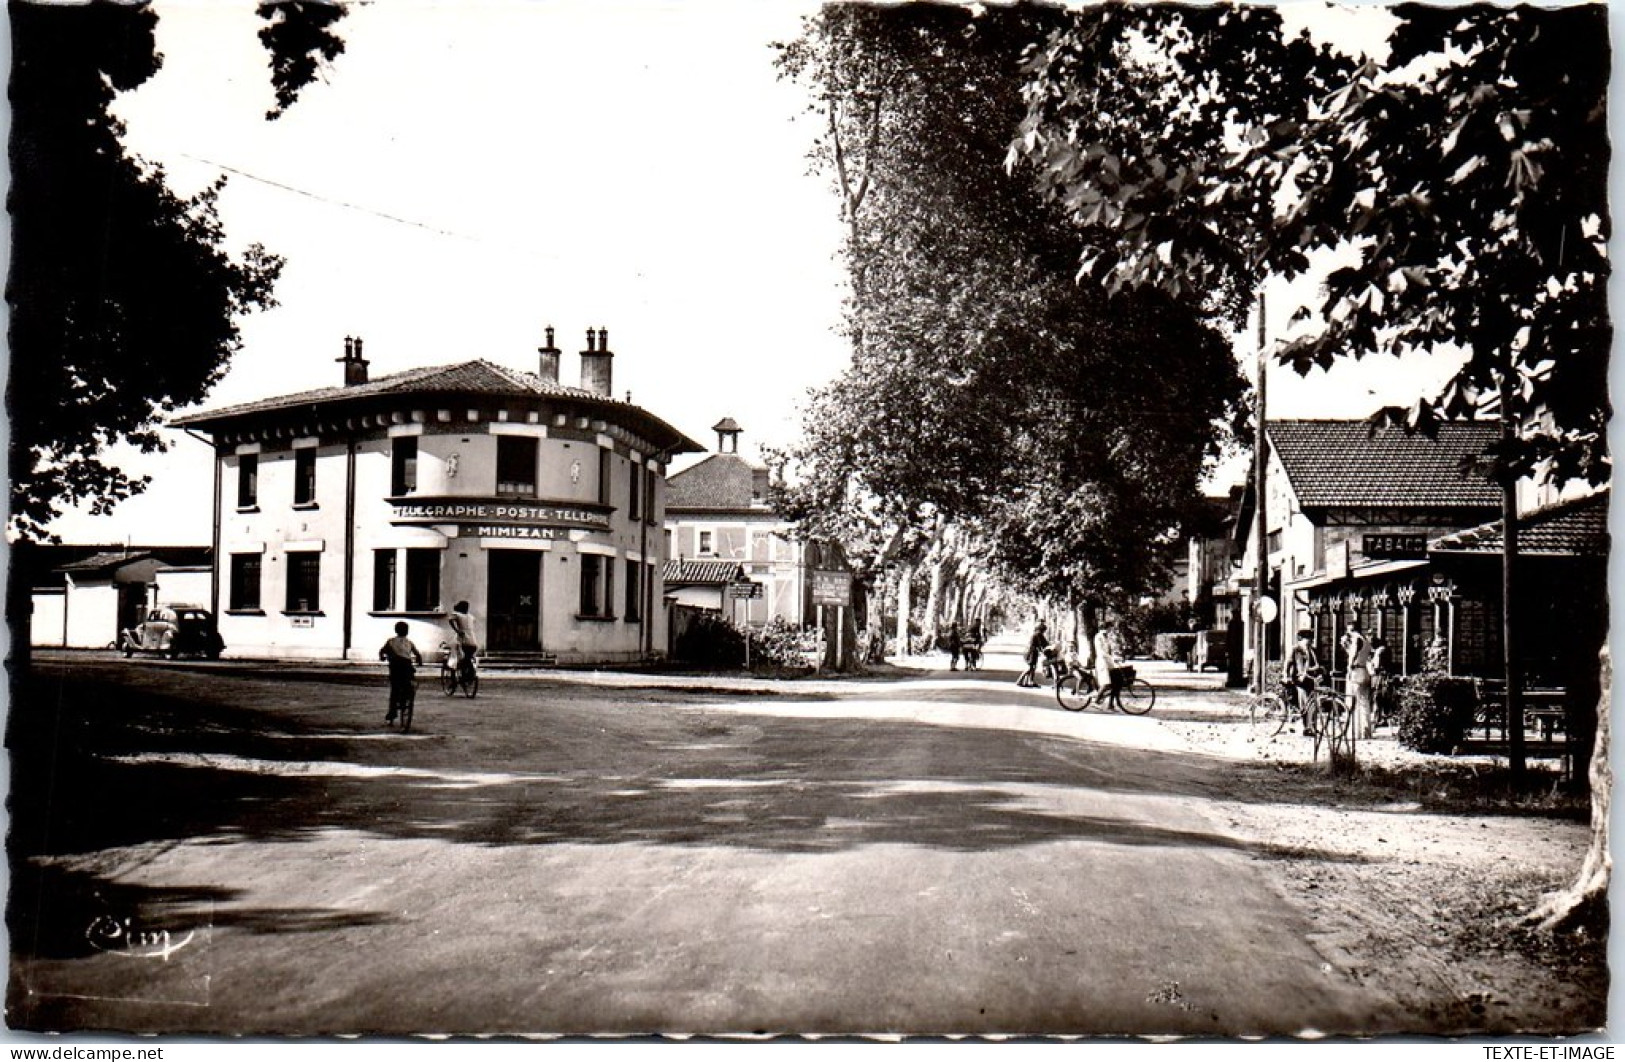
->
<box><xmin>894</xmin><ymin>563</ymin><xmax>913</xmax><ymax>656</ymax></box>
<box><xmin>1525</xmin><ymin>645</ymin><xmax>1610</xmax><ymax>931</ymax></box>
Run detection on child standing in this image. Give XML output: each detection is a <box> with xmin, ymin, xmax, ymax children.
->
<box><xmin>379</xmin><ymin>621</ymin><xmax>423</xmax><ymax>725</ymax></box>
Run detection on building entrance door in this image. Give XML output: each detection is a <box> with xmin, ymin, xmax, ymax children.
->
<box><xmin>487</xmin><ymin>550</ymin><xmax>542</xmax><ymax>652</ymax></box>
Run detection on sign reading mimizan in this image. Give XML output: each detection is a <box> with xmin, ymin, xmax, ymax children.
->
<box><xmin>1363</xmin><ymin>533</ymin><xmax>1428</xmax><ymax>560</ymax></box>
<box><xmin>391</xmin><ymin>496</ymin><xmax>611</xmax><ymax>532</ymax></box>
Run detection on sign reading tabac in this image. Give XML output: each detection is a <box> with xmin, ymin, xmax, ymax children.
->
<box><xmin>1363</xmin><ymin>532</ymin><xmax>1428</xmax><ymax>560</ymax></box>
<box><xmin>391</xmin><ymin>496</ymin><xmax>610</xmax><ymax>531</ymax></box>
<box><xmin>811</xmin><ymin>569</ymin><xmax>852</xmax><ymax>607</ymax></box>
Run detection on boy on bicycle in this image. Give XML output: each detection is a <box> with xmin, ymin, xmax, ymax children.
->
<box><xmin>379</xmin><ymin>621</ymin><xmax>423</xmax><ymax>724</ymax></box>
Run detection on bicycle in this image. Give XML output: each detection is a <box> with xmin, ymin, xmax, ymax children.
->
<box><xmin>387</xmin><ymin>670</ymin><xmax>417</xmax><ymax>732</ymax></box>
<box><xmin>1313</xmin><ymin>685</ymin><xmax>1357</xmax><ymax>768</ymax></box>
<box><xmin>440</xmin><ymin>643</ymin><xmax>480</xmax><ymax>698</ymax></box>
<box><xmin>1245</xmin><ymin>686</ymin><xmax>1290</xmax><ymax>736</ymax></box>
<box><xmin>1057</xmin><ymin>664</ymin><xmax>1155</xmax><ymax>715</ymax></box>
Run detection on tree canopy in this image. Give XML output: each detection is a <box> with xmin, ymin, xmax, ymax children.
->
<box><xmin>772</xmin><ymin>4</ymin><xmax>1246</xmax><ymax>616</ymax></box>
<box><xmin>7</xmin><ymin>0</ymin><xmax>350</xmax><ymax>541</ymax></box>
<box><xmin>1010</xmin><ymin>2</ymin><xmax>1610</xmax><ymax>487</ymax></box>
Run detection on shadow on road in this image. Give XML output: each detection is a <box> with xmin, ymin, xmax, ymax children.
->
<box><xmin>6</xmin><ymin>659</ymin><xmax>1376</xmax><ymax>966</ymax></box>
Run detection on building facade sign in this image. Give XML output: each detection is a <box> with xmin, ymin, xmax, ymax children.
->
<box><xmin>391</xmin><ymin>496</ymin><xmax>610</xmax><ymax>531</ymax></box>
<box><xmin>811</xmin><ymin>569</ymin><xmax>852</xmax><ymax>607</ymax></box>
<box><xmin>1363</xmin><ymin>532</ymin><xmax>1428</xmax><ymax>560</ymax></box>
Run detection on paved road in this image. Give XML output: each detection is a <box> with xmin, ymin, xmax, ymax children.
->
<box><xmin>7</xmin><ymin>644</ymin><xmax>1415</xmax><ymax>1037</ymax></box>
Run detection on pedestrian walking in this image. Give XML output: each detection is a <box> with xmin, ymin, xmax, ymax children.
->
<box><xmin>1017</xmin><ymin>620</ymin><xmax>1049</xmax><ymax>687</ymax></box>
<box><xmin>1342</xmin><ymin>621</ymin><xmax>1373</xmax><ymax>738</ymax></box>
<box><xmin>945</xmin><ymin>622</ymin><xmax>963</xmax><ymax>671</ymax></box>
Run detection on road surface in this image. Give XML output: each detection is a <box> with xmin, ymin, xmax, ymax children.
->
<box><xmin>8</xmin><ymin>643</ymin><xmax>1416</xmax><ymax>1037</ymax></box>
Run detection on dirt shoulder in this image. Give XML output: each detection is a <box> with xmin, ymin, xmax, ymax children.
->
<box><xmin>1159</xmin><ymin>710</ymin><xmax>1608</xmax><ymax>1037</ymax></box>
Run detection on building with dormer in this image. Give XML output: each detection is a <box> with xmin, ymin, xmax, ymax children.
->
<box><xmin>172</xmin><ymin>328</ymin><xmax>702</xmax><ymax>663</ymax></box>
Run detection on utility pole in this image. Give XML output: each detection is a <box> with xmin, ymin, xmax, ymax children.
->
<box><xmin>1253</xmin><ymin>292</ymin><xmax>1270</xmax><ymax>695</ymax></box>
<box><xmin>1499</xmin><ymin>359</ymin><xmax>1526</xmax><ymax>777</ymax></box>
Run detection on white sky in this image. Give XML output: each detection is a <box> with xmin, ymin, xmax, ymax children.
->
<box><xmin>39</xmin><ymin>0</ymin><xmax>1465</xmax><ymax>544</ymax></box>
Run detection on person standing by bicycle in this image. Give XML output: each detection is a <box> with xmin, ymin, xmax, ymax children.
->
<box><xmin>379</xmin><ymin>621</ymin><xmax>423</xmax><ymax>725</ymax></box>
<box><xmin>1017</xmin><ymin>620</ymin><xmax>1048</xmax><ymax>687</ymax></box>
<box><xmin>1092</xmin><ymin>620</ymin><xmax>1126</xmax><ymax>709</ymax></box>
<box><xmin>448</xmin><ymin>600</ymin><xmax>480</xmax><ymax>685</ymax></box>
<box><xmin>1283</xmin><ymin>628</ymin><xmax>1323</xmax><ymax>734</ymax></box>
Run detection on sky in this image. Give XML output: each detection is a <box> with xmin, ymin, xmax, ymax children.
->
<box><xmin>40</xmin><ymin>0</ymin><xmax>1469</xmax><ymax>545</ymax></box>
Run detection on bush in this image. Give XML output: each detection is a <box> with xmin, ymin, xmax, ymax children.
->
<box><xmin>747</xmin><ymin>617</ymin><xmax>823</xmax><ymax>670</ymax></box>
<box><xmin>673</xmin><ymin>611</ymin><xmax>745</xmax><ymax>667</ymax></box>
<box><xmin>1396</xmin><ymin>673</ymin><xmax>1479</xmax><ymax>753</ymax></box>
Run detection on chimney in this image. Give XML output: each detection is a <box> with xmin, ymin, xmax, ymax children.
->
<box><xmin>337</xmin><ymin>335</ymin><xmax>369</xmax><ymax>386</ymax></box>
<box><xmin>579</xmin><ymin>326</ymin><xmax>613</xmax><ymax>397</ymax></box>
<box><xmin>538</xmin><ymin>325</ymin><xmax>561</xmax><ymax>384</ymax></box>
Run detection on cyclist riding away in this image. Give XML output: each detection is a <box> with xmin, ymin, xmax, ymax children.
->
<box><xmin>379</xmin><ymin>621</ymin><xmax>423</xmax><ymax>725</ymax></box>
<box><xmin>448</xmin><ymin>600</ymin><xmax>480</xmax><ymax>686</ymax></box>
<box><xmin>1283</xmin><ymin>628</ymin><xmax>1323</xmax><ymax>735</ymax></box>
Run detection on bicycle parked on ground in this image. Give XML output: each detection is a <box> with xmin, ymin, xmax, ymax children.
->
<box><xmin>1314</xmin><ymin>675</ymin><xmax>1357</xmax><ymax>767</ymax></box>
<box><xmin>440</xmin><ymin>643</ymin><xmax>479</xmax><ymax>698</ymax></box>
<box><xmin>1056</xmin><ymin>662</ymin><xmax>1156</xmax><ymax>714</ymax></box>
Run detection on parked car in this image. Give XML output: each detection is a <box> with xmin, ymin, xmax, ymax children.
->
<box><xmin>120</xmin><ymin>605</ymin><xmax>225</xmax><ymax>660</ymax></box>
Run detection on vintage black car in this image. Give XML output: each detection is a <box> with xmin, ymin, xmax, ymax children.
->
<box><xmin>119</xmin><ymin>605</ymin><xmax>225</xmax><ymax>660</ymax></box>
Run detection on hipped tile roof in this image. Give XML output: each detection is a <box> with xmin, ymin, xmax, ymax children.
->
<box><xmin>1269</xmin><ymin>419</ymin><xmax>1503</xmax><ymax>509</ymax></box>
<box><xmin>172</xmin><ymin>359</ymin><xmax>702</xmax><ymax>453</ymax></box>
<box><xmin>662</xmin><ymin>559</ymin><xmax>747</xmax><ymax>586</ymax></box>
<box><xmin>1432</xmin><ymin>488</ymin><xmax>1610</xmax><ymax>557</ymax></box>
<box><xmin>667</xmin><ymin>453</ymin><xmax>768</xmax><ymax>512</ymax></box>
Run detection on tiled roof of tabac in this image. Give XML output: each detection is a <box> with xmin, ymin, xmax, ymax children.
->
<box><xmin>662</xmin><ymin>559</ymin><xmax>747</xmax><ymax>586</ymax></box>
<box><xmin>667</xmin><ymin>453</ymin><xmax>767</xmax><ymax>512</ymax></box>
<box><xmin>1268</xmin><ymin>419</ymin><xmax>1504</xmax><ymax>509</ymax></box>
<box><xmin>171</xmin><ymin>359</ymin><xmax>702</xmax><ymax>452</ymax></box>
<box><xmin>1432</xmin><ymin>489</ymin><xmax>1610</xmax><ymax>557</ymax></box>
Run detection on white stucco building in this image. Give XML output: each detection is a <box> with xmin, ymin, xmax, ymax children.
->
<box><xmin>172</xmin><ymin>329</ymin><xmax>702</xmax><ymax>663</ymax></box>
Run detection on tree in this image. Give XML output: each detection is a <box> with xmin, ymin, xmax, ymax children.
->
<box><xmin>7</xmin><ymin>0</ymin><xmax>352</xmax><ymax>543</ymax></box>
<box><xmin>1012</xmin><ymin>0</ymin><xmax>1609</xmax><ymax>924</ymax></box>
<box><xmin>772</xmin><ymin>4</ymin><xmax>1246</xmax><ymax>650</ymax></box>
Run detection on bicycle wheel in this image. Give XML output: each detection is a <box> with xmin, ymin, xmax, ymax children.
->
<box><xmin>462</xmin><ymin>670</ymin><xmax>479</xmax><ymax>698</ymax></box>
<box><xmin>1248</xmin><ymin>692</ymin><xmax>1287</xmax><ymax>735</ymax></box>
<box><xmin>441</xmin><ymin>665</ymin><xmax>458</xmax><ymax>696</ymax></box>
<box><xmin>1056</xmin><ymin>672</ymin><xmax>1091</xmax><ymax>712</ymax></box>
<box><xmin>400</xmin><ymin>681</ymin><xmax>415</xmax><ymax>732</ymax></box>
<box><xmin>1118</xmin><ymin>679</ymin><xmax>1155</xmax><ymax>715</ymax></box>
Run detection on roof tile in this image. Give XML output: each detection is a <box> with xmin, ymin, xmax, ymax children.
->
<box><xmin>667</xmin><ymin>454</ymin><xmax>770</xmax><ymax>512</ymax></box>
<box><xmin>1432</xmin><ymin>488</ymin><xmax>1610</xmax><ymax>557</ymax></box>
<box><xmin>1269</xmin><ymin>419</ymin><xmax>1503</xmax><ymax>509</ymax></box>
<box><xmin>662</xmin><ymin>559</ymin><xmax>747</xmax><ymax>586</ymax></box>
